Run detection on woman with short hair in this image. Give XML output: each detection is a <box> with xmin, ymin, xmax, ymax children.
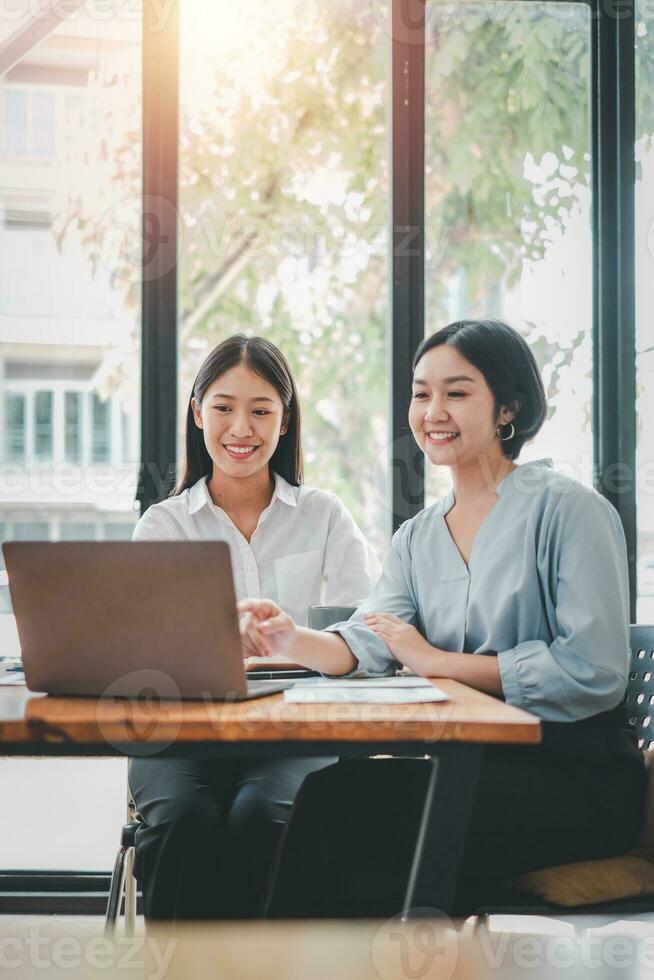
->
<box><xmin>241</xmin><ymin>318</ymin><xmax>647</xmax><ymax>916</ymax></box>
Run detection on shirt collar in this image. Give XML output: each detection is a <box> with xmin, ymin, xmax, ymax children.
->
<box><xmin>271</xmin><ymin>472</ymin><xmax>298</xmax><ymax>508</ymax></box>
<box><xmin>187</xmin><ymin>472</ymin><xmax>298</xmax><ymax>516</ymax></box>
<box><xmin>497</xmin><ymin>457</ymin><xmax>553</xmax><ymax>496</ymax></box>
<box><xmin>188</xmin><ymin>476</ymin><xmax>212</xmax><ymax>515</ymax></box>
<box><xmin>440</xmin><ymin>458</ymin><xmax>554</xmax><ymax>515</ymax></box>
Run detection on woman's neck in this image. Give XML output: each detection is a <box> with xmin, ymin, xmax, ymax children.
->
<box><xmin>206</xmin><ymin>467</ymin><xmax>275</xmax><ymax>520</ymax></box>
<box><xmin>449</xmin><ymin>452</ymin><xmax>517</xmax><ymax>507</ymax></box>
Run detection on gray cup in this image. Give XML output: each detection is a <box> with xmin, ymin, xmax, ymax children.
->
<box><xmin>308</xmin><ymin>605</ymin><xmax>357</xmax><ymax>631</ymax></box>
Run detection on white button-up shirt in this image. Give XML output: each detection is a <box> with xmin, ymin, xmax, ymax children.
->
<box><xmin>132</xmin><ymin>474</ymin><xmax>381</xmax><ymax>625</ymax></box>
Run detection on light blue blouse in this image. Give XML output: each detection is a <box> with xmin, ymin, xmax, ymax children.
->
<box><xmin>327</xmin><ymin>459</ymin><xmax>631</xmax><ymax>723</ymax></box>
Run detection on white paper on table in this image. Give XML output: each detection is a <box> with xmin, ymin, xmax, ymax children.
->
<box><xmin>283</xmin><ymin>686</ymin><xmax>448</xmax><ymax>704</ymax></box>
<box><xmin>289</xmin><ymin>675</ymin><xmax>434</xmax><ymax>688</ymax></box>
<box><xmin>0</xmin><ymin>672</ymin><xmax>25</xmax><ymax>686</ymax></box>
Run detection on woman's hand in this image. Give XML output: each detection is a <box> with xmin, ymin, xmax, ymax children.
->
<box><xmin>363</xmin><ymin>612</ymin><xmax>433</xmax><ymax>671</ymax></box>
<box><xmin>238</xmin><ymin>598</ymin><xmax>297</xmax><ymax>659</ymax></box>
<box><xmin>364</xmin><ymin>612</ymin><xmax>503</xmax><ymax>692</ymax></box>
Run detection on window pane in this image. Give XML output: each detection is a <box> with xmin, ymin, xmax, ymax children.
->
<box><xmin>121</xmin><ymin>407</ymin><xmax>131</xmax><ymax>464</ymax></box>
<box><xmin>0</xmin><ymin>7</ymin><xmax>142</xmax><ymax>872</ymax></box>
<box><xmin>34</xmin><ymin>390</ymin><xmax>54</xmax><ymax>461</ymax></box>
<box><xmin>2</xmin><ymin>90</ymin><xmax>27</xmax><ymax>155</ymax></box>
<box><xmin>4</xmin><ymin>393</ymin><xmax>25</xmax><ymax>461</ymax></box>
<box><xmin>424</xmin><ymin>1</ymin><xmax>592</xmax><ymax>502</ymax></box>
<box><xmin>12</xmin><ymin>522</ymin><xmax>49</xmax><ymax>540</ymax></box>
<box><xmin>64</xmin><ymin>391</ymin><xmax>83</xmax><ymax>463</ymax></box>
<box><xmin>104</xmin><ymin>522</ymin><xmax>136</xmax><ymax>540</ymax></box>
<box><xmin>178</xmin><ymin>0</ymin><xmax>390</xmax><ymax>555</ymax></box>
<box><xmin>636</xmin><ymin>0</ymin><xmax>654</xmax><ymax>621</ymax></box>
<box><xmin>33</xmin><ymin>92</ymin><xmax>55</xmax><ymax>158</ymax></box>
<box><xmin>59</xmin><ymin>522</ymin><xmax>96</xmax><ymax>540</ymax></box>
<box><xmin>91</xmin><ymin>394</ymin><xmax>111</xmax><ymax>463</ymax></box>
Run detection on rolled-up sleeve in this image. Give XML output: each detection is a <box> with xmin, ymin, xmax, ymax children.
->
<box><xmin>497</xmin><ymin>492</ymin><xmax>630</xmax><ymax>721</ymax></box>
<box><xmin>325</xmin><ymin>522</ymin><xmax>418</xmax><ymax>677</ymax></box>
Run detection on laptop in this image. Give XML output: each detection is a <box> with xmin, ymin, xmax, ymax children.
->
<box><xmin>3</xmin><ymin>541</ymin><xmax>291</xmax><ymax>701</ymax></box>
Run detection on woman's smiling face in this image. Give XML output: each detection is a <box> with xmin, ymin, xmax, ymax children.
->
<box><xmin>408</xmin><ymin>344</ymin><xmax>513</xmax><ymax>467</ymax></box>
<box><xmin>192</xmin><ymin>362</ymin><xmax>287</xmax><ymax>479</ymax></box>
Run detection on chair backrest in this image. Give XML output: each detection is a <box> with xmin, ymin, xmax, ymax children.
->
<box><xmin>626</xmin><ymin>625</ymin><xmax>654</xmax><ymax>750</ymax></box>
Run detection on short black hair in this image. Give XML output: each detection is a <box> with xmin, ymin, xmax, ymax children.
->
<box><xmin>412</xmin><ymin>318</ymin><xmax>547</xmax><ymax>460</ymax></box>
<box><xmin>174</xmin><ymin>334</ymin><xmax>303</xmax><ymax>494</ymax></box>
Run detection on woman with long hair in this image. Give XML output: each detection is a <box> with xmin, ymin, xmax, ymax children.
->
<box><xmin>240</xmin><ymin>318</ymin><xmax>646</xmax><ymax>916</ymax></box>
<box><xmin>129</xmin><ymin>334</ymin><xmax>379</xmax><ymax>920</ymax></box>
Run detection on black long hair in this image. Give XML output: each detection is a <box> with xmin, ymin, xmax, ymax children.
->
<box><xmin>173</xmin><ymin>335</ymin><xmax>303</xmax><ymax>495</ymax></box>
<box><xmin>412</xmin><ymin>318</ymin><xmax>547</xmax><ymax>461</ymax></box>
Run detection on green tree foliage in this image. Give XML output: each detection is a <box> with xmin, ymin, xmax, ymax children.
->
<box><xmin>57</xmin><ymin>0</ymin><xmax>654</xmax><ymax>549</ymax></box>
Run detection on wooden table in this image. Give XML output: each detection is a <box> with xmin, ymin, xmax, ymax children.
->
<box><xmin>0</xmin><ymin>680</ymin><xmax>540</xmax><ymax>917</ymax></box>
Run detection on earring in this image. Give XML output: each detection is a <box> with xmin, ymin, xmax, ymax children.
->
<box><xmin>497</xmin><ymin>421</ymin><xmax>515</xmax><ymax>442</ymax></box>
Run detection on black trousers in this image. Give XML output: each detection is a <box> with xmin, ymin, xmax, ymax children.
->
<box><xmin>266</xmin><ymin>721</ymin><xmax>647</xmax><ymax>918</ymax></box>
<box><xmin>128</xmin><ymin>755</ymin><xmax>335</xmax><ymax>921</ymax></box>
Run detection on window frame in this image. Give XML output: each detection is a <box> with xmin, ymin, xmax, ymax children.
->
<box><xmin>0</xmin><ymin>0</ymin><xmax>639</xmax><ymax>907</ymax></box>
<box><xmin>137</xmin><ymin>0</ymin><xmax>638</xmax><ymax>617</ymax></box>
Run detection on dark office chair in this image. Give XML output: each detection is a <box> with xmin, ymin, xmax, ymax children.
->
<box><xmin>473</xmin><ymin>624</ymin><xmax>654</xmax><ymax>925</ymax></box>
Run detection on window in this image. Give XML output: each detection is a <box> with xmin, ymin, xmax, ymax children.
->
<box><xmin>178</xmin><ymin>0</ymin><xmax>390</xmax><ymax>555</ymax></box>
<box><xmin>0</xmin><ymin>6</ymin><xmax>142</xmax><ymax>872</ymax></box>
<box><xmin>4</xmin><ymin>393</ymin><xmax>26</xmax><ymax>461</ymax></box>
<box><xmin>59</xmin><ymin>523</ymin><xmax>96</xmax><ymax>540</ymax></box>
<box><xmin>64</xmin><ymin>391</ymin><xmax>83</xmax><ymax>463</ymax></box>
<box><xmin>33</xmin><ymin>390</ymin><xmax>54</xmax><ymax>461</ymax></box>
<box><xmin>2</xmin><ymin>90</ymin><xmax>27</xmax><ymax>155</ymax></box>
<box><xmin>12</xmin><ymin>522</ymin><xmax>49</xmax><ymax>541</ymax></box>
<box><xmin>103</xmin><ymin>522</ymin><xmax>136</xmax><ymax>540</ymax></box>
<box><xmin>91</xmin><ymin>394</ymin><xmax>111</xmax><ymax>463</ymax></box>
<box><xmin>2</xmin><ymin>87</ymin><xmax>56</xmax><ymax>159</ymax></box>
<box><xmin>32</xmin><ymin>92</ymin><xmax>55</xmax><ymax>158</ymax></box>
<box><xmin>2</xmin><ymin>385</ymin><xmax>121</xmax><ymax>466</ymax></box>
<box><xmin>120</xmin><ymin>407</ymin><xmax>131</xmax><ymax>464</ymax></box>
<box><xmin>0</xmin><ymin>0</ymin><xmax>644</xmax><ymax>886</ymax></box>
<box><xmin>636</xmin><ymin>0</ymin><xmax>654</xmax><ymax>621</ymax></box>
<box><xmin>424</xmin><ymin>1</ymin><xmax>592</xmax><ymax>502</ymax></box>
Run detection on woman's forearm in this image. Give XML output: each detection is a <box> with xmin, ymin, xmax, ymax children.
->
<box><xmin>414</xmin><ymin>646</ymin><xmax>503</xmax><ymax>697</ymax></box>
<box><xmin>289</xmin><ymin>627</ymin><xmax>358</xmax><ymax>676</ymax></box>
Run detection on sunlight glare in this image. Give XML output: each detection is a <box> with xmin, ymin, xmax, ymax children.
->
<box><xmin>182</xmin><ymin>0</ymin><xmax>300</xmax><ymax>103</ymax></box>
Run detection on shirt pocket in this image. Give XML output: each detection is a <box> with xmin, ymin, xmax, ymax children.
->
<box><xmin>274</xmin><ymin>549</ymin><xmax>323</xmax><ymax>612</ymax></box>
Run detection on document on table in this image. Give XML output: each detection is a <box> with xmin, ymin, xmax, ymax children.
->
<box><xmin>0</xmin><ymin>670</ymin><xmax>25</xmax><ymax>686</ymax></box>
<box><xmin>0</xmin><ymin>658</ymin><xmax>25</xmax><ymax>686</ymax></box>
<box><xmin>283</xmin><ymin>676</ymin><xmax>449</xmax><ymax>704</ymax></box>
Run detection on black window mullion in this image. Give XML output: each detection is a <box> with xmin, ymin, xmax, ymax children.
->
<box><xmin>391</xmin><ymin>0</ymin><xmax>426</xmax><ymax>534</ymax></box>
<box><xmin>591</xmin><ymin>0</ymin><xmax>637</xmax><ymax>618</ymax></box>
<box><xmin>138</xmin><ymin>1</ymin><xmax>180</xmax><ymax>515</ymax></box>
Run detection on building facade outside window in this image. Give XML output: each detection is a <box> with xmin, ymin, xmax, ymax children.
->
<box><xmin>0</xmin><ymin>8</ymin><xmax>142</xmax><ymax>871</ymax></box>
